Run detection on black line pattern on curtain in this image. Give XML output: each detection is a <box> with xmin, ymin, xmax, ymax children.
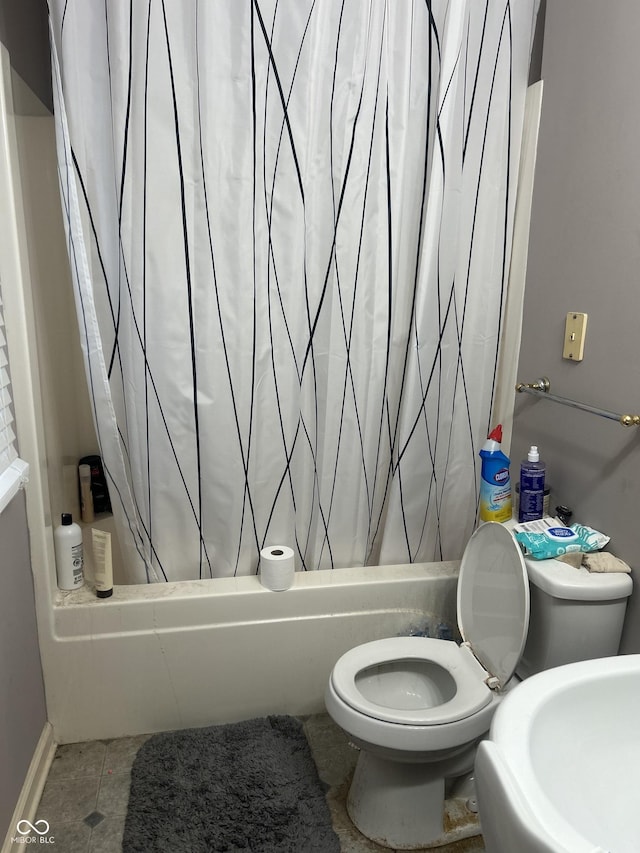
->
<box><xmin>50</xmin><ymin>0</ymin><xmax>533</xmax><ymax>582</ymax></box>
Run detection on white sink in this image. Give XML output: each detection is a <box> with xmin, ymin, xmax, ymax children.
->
<box><xmin>475</xmin><ymin>654</ymin><xmax>640</xmax><ymax>853</ymax></box>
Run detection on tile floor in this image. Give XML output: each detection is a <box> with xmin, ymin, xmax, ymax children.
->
<box><xmin>35</xmin><ymin>714</ymin><xmax>486</xmax><ymax>853</ymax></box>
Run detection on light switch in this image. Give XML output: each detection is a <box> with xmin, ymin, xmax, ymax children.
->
<box><xmin>562</xmin><ymin>312</ymin><xmax>588</xmax><ymax>361</ymax></box>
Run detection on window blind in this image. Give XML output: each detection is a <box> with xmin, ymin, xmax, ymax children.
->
<box><xmin>0</xmin><ymin>281</ymin><xmax>28</xmax><ymax>513</ymax></box>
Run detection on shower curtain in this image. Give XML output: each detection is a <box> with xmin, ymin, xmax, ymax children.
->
<box><xmin>48</xmin><ymin>1</ymin><xmax>539</xmax><ymax>583</ymax></box>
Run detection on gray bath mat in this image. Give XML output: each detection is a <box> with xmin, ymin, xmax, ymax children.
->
<box><xmin>122</xmin><ymin>715</ymin><xmax>340</xmax><ymax>852</ymax></box>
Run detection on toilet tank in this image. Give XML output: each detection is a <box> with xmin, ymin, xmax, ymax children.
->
<box><xmin>516</xmin><ymin>556</ymin><xmax>633</xmax><ymax>680</ymax></box>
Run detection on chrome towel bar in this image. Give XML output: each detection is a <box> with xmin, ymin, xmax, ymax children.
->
<box><xmin>515</xmin><ymin>377</ymin><xmax>640</xmax><ymax>427</ymax></box>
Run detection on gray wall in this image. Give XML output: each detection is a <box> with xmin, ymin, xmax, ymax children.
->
<box><xmin>513</xmin><ymin>0</ymin><xmax>640</xmax><ymax>652</ymax></box>
<box><xmin>0</xmin><ymin>495</ymin><xmax>47</xmax><ymax>838</ymax></box>
<box><xmin>0</xmin><ymin>0</ymin><xmax>49</xmax><ymax>840</ymax></box>
<box><xmin>0</xmin><ymin>0</ymin><xmax>51</xmax><ymax>110</ymax></box>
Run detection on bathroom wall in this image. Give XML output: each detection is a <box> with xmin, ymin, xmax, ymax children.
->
<box><xmin>512</xmin><ymin>0</ymin><xmax>640</xmax><ymax>653</ymax></box>
<box><xmin>0</xmin><ymin>495</ymin><xmax>47</xmax><ymax>840</ymax></box>
<box><xmin>13</xmin><ymin>113</ymin><xmax>101</xmax><ymax>521</ymax></box>
<box><xmin>12</xmin><ymin>105</ymin><xmax>128</xmax><ymax>585</ymax></box>
<box><xmin>0</xmin><ymin>0</ymin><xmax>50</xmax><ymax>111</ymax></box>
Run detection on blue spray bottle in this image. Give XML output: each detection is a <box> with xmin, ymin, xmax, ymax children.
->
<box><xmin>478</xmin><ymin>424</ymin><xmax>512</xmax><ymax>523</ymax></box>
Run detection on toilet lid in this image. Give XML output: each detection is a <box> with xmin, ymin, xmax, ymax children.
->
<box><xmin>458</xmin><ymin>522</ymin><xmax>530</xmax><ymax>689</ymax></box>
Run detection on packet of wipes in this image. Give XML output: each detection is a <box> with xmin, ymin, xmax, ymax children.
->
<box><xmin>513</xmin><ymin>516</ymin><xmax>610</xmax><ymax>560</ymax></box>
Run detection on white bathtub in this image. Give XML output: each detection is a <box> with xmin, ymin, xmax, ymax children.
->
<box><xmin>45</xmin><ymin>562</ymin><xmax>459</xmax><ymax>743</ymax></box>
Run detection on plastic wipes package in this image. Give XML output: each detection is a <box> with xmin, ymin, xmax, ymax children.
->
<box><xmin>513</xmin><ymin>516</ymin><xmax>610</xmax><ymax>560</ymax></box>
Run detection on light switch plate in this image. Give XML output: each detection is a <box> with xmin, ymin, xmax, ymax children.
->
<box><xmin>562</xmin><ymin>312</ymin><xmax>588</xmax><ymax>361</ymax></box>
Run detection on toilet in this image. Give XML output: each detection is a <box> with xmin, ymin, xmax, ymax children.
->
<box><xmin>325</xmin><ymin>521</ymin><xmax>632</xmax><ymax>849</ymax></box>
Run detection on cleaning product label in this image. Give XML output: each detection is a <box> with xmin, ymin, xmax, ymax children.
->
<box><xmin>518</xmin><ymin>465</ymin><xmax>545</xmax><ymax>522</ymax></box>
<box><xmin>479</xmin><ymin>456</ymin><xmax>512</xmax><ymax>522</ymax></box>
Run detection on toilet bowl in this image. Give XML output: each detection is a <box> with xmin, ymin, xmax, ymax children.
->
<box><xmin>327</xmin><ymin>637</ymin><xmax>499</xmax><ymax>757</ymax></box>
<box><xmin>325</xmin><ymin>521</ymin><xmax>530</xmax><ymax>849</ymax></box>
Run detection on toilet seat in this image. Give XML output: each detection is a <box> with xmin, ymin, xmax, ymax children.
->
<box><xmin>330</xmin><ymin>636</ymin><xmax>493</xmax><ymax>725</ymax></box>
<box><xmin>331</xmin><ymin>523</ymin><xmax>530</xmax><ymax>726</ymax></box>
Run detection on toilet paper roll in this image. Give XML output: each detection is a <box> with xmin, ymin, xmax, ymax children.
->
<box><xmin>260</xmin><ymin>545</ymin><xmax>295</xmax><ymax>591</ymax></box>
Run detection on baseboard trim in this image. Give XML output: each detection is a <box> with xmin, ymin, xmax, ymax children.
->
<box><xmin>2</xmin><ymin>722</ymin><xmax>56</xmax><ymax>853</ymax></box>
